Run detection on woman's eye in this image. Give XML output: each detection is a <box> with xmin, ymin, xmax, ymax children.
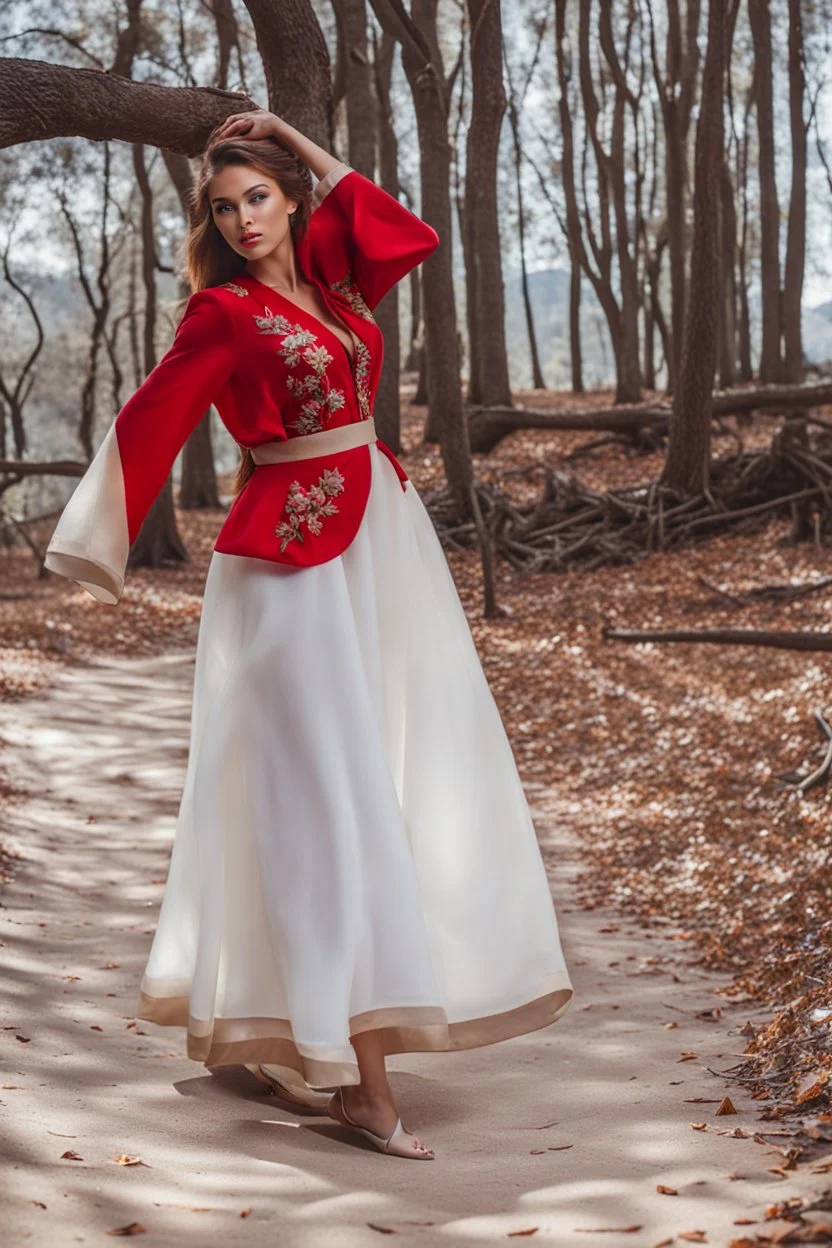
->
<box><xmin>214</xmin><ymin>193</ymin><xmax>265</xmax><ymax>215</ymax></box>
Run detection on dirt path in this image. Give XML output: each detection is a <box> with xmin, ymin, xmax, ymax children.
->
<box><xmin>0</xmin><ymin>652</ymin><xmax>820</xmax><ymax>1247</ymax></box>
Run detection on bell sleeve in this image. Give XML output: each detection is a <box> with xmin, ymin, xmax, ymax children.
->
<box><xmin>304</xmin><ymin>163</ymin><xmax>440</xmax><ymax>310</ymax></box>
<box><xmin>44</xmin><ymin>287</ymin><xmax>237</xmax><ymax>606</ymax></box>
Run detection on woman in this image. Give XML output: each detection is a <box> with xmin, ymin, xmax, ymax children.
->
<box><xmin>44</xmin><ymin>109</ymin><xmax>573</xmax><ymax>1161</ymax></box>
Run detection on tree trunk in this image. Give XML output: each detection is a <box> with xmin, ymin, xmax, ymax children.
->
<box><xmin>748</xmin><ymin>0</ymin><xmax>783</xmax><ymax>383</ymax></box>
<box><xmin>168</xmin><ymin>0</ymin><xmax>238</xmax><ymax>511</ymax></box>
<box><xmin>661</xmin><ymin>0</ymin><xmax>725</xmax><ymax>495</ymax></box>
<box><xmin>555</xmin><ymin>0</ymin><xmax>584</xmax><ymax>395</ymax></box>
<box><xmin>737</xmin><ymin>77</ymin><xmax>754</xmax><ymax>383</ymax></box>
<box><xmin>459</xmin><ymin>164</ymin><xmax>480</xmax><ymax>405</ymax></box>
<box><xmin>242</xmin><ymin>0</ymin><xmax>332</xmax><ymax>146</ymax></box>
<box><xmin>393</xmin><ymin>0</ymin><xmax>473</xmax><ymax>513</ymax></box>
<box><xmin>465</xmin><ymin>0</ymin><xmax>512</xmax><ymax>407</ymax></box>
<box><xmin>179</xmin><ymin>414</ymin><xmax>220</xmax><ymax>509</ymax></box>
<box><xmin>405</xmin><ymin>263</ymin><xmax>422</xmax><ymax>373</ymax></box>
<box><xmin>127</xmin><ymin>143</ymin><xmax>188</xmax><ymax>570</ymax></box>
<box><xmin>662</xmin><ymin>54</ymin><xmax>685</xmax><ymax>391</ymax></box>
<box><xmin>161</xmin><ymin>151</ymin><xmax>221</xmax><ymax>511</ymax></box>
<box><xmin>783</xmin><ymin>0</ymin><xmax>806</xmax><ymax>384</ymax></box>
<box><xmin>569</xmin><ymin>245</ymin><xmax>583</xmax><ymax>394</ymax></box>
<box><xmin>506</xmin><ymin>88</ymin><xmax>545</xmax><ymax>390</ymax></box>
<box><xmin>371</xmin><ymin>27</ymin><xmax>406</xmax><ymax>453</ymax></box>
<box><xmin>601</xmin><ymin>0</ymin><xmax>642</xmax><ymax>403</ymax></box>
<box><xmin>718</xmin><ymin>3</ymin><xmax>740</xmax><ymax>388</ymax></box>
<box><xmin>653</xmin><ymin>0</ymin><xmax>701</xmax><ymax>393</ymax></box>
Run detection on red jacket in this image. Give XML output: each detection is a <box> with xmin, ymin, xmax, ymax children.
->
<box><xmin>44</xmin><ymin>164</ymin><xmax>439</xmax><ymax>603</ymax></box>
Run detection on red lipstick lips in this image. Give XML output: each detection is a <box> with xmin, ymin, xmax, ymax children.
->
<box><xmin>240</xmin><ymin>233</ymin><xmax>261</xmax><ymax>248</ymax></box>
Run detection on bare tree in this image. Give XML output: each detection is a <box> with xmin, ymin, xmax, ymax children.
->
<box><xmin>748</xmin><ymin>0</ymin><xmax>782</xmax><ymax>383</ymax></box>
<box><xmin>369</xmin><ymin>0</ymin><xmax>474</xmax><ymax>515</ymax></box>
<box><xmin>718</xmin><ymin>0</ymin><xmax>740</xmax><ymax>388</ymax></box>
<box><xmin>504</xmin><ymin>13</ymin><xmax>548</xmax><ymax>392</ymax></box>
<box><xmin>464</xmin><ymin>0</ymin><xmax>512</xmax><ymax>407</ymax></box>
<box><xmin>371</xmin><ymin>24</ymin><xmax>408</xmax><ymax>453</ymax></box>
<box><xmin>736</xmin><ymin>69</ymin><xmax>755</xmax><ymax>383</ymax></box>
<box><xmin>647</xmin><ymin>0</ymin><xmax>701</xmax><ymax>392</ymax></box>
<box><xmin>55</xmin><ymin>144</ymin><xmax>123</xmax><ymax>459</ymax></box>
<box><xmin>0</xmin><ymin>249</ymin><xmax>44</xmax><ymax>464</ymax></box>
<box><xmin>661</xmin><ymin>0</ymin><xmax>725</xmax><ymax>495</ymax></box>
<box><xmin>554</xmin><ymin>0</ymin><xmax>586</xmax><ymax>394</ymax></box>
<box><xmin>783</xmin><ymin>0</ymin><xmax>807</xmax><ymax>384</ymax></box>
<box><xmin>127</xmin><ymin>142</ymin><xmax>188</xmax><ymax>570</ymax></box>
<box><xmin>178</xmin><ymin>0</ymin><xmax>246</xmax><ymax>511</ymax></box>
<box><xmin>554</xmin><ymin>0</ymin><xmax>643</xmax><ymax>403</ymax></box>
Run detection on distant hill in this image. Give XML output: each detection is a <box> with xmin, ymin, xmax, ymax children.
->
<box><xmin>501</xmin><ymin>269</ymin><xmax>832</xmax><ymax>390</ymax></box>
<box><xmin>501</xmin><ymin>266</ymin><xmax>616</xmax><ymax>392</ymax></box>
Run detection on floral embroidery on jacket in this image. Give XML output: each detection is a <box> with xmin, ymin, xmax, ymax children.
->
<box><xmin>222</xmin><ymin>282</ymin><xmax>249</xmax><ymax>297</ymax></box>
<box><xmin>327</xmin><ymin>275</ymin><xmax>374</xmax><ymax>419</ymax></box>
<box><xmin>329</xmin><ymin>272</ymin><xmax>376</xmax><ymax>324</ymax></box>
<box><xmin>275</xmin><ymin>466</ymin><xmax>346</xmax><ymax>552</ymax></box>
<box><xmin>254</xmin><ymin>308</ymin><xmax>346</xmax><ymax>435</ymax></box>
<box><xmin>352</xmin><ymin>339</ymin><xmax>372</xmax><ymax>421</ymax></box>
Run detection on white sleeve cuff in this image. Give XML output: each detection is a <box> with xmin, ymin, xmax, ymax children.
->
<box><xmin>43</xmin><ymin>422</ymin><xmax>130</xmax><ymax>605</ymax></box>
<box><xmin>311</xmin><ymin>162</ymin><xmax>353</xmax><ymax>209</ymax></box>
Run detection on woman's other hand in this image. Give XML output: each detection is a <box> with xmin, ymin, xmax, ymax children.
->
<box><xmin>210</xmin><ymin>113</ymin><xmax>341</xmax><ymax>184</ymax></box>
<box><xmin>211</xmin><ymin>109</ymin><xmax>284</xmax><ymax>144</ymax></box>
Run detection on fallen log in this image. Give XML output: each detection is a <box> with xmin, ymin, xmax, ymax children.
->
<box><xmin>0</xmin><ymin>459</ymin><xmax>87</xmax><ymax>478</ymax></box>
<box><xmin>468</xmin><ymin>403</ymin><xmax>669</xmax><ymax>452</ymax></box>
<box><xmin>603</xmin><ymin>626</ymin><xmax>832</xmax><ymax>652</ymax></box>
<box><xmin>468</xmin><ymin>380</ymin><xmax>832</xmax><ymax>453</ymax></box>
<box><xmin>697</xmin><ymin>574</ymin><xmax>832</xmax><ymax>605</ymax></box>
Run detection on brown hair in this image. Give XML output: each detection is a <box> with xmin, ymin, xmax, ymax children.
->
<box><xmin>185</xmin><ymin>129</ymin><xmax>314</xmax><ymax>498</ymax></box>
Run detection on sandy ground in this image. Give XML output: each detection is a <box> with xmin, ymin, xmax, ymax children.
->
<box><xmin>0</xmin><ymin>651</ymin><xmax>824</xmax><ymax>1247</ymax></box>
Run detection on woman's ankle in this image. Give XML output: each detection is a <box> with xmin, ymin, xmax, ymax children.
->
<box><xmin>343</xmin><ymin>1080</ymin><xmax>394</xmax><ymax>1107</ymax></box>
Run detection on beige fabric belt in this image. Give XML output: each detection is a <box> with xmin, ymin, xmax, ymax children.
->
<box><xmin>249</xmin><ymin>418</ymin><xmax>377</xmax><ymax>465</ymax></box>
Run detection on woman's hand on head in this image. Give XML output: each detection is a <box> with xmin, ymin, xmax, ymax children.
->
<box><xmin>211</xmin><ymin>109</ymin><xmax>283</xmax><ymax>144</ymax></box>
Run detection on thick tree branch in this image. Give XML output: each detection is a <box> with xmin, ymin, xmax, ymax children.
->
<box><xmin>0</xmin><ymin>58</ymin><xmax>256</xmax><ymax>153</ymax></box>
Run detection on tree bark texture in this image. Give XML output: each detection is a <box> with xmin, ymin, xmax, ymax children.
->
<box><xmin>748</xmin><ymin>0</ymin><xmax>783</xmax><ymax>383</ymax></box>
<box><xmin>465</xmin><ymin>0</ymin><xmax>512</xmax><ymax>407</ymax></box>
<box><xmin>783</xmin><ymin>0</ymin><xmax>807</xmax><ymax>384</ymax></box>
<box><xmin>661</xmin><ymin>0</ymin><xmax>726</xmax><ymax>495</ymax></box>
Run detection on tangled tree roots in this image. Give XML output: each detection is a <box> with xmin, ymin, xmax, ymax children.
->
<box><xmin>424</xmin><ymin>425</ymin><xmax>832</xmax><ymax>573</ymax></box>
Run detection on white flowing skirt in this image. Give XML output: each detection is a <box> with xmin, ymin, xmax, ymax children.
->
<box><xmin>137</xmin><ymin>444</ymin><xmax>572</xmax><ymax>1087</ymax></box>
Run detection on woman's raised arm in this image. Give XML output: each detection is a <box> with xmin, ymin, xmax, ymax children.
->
<box><xmin>213</xmin><ymin>110</ymin><xmax>440</xmax><ymax>311</ymax></box>
<box><xmin>301</xmin><ymin>164</ymin><xmax>439</xmax><ymax>311</ymax></box>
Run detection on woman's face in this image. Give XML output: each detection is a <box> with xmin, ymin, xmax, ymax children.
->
<box><xmin>208</xmin><ymin>164</ymin><xmax>298</xmax><ymax>260</ymax></box>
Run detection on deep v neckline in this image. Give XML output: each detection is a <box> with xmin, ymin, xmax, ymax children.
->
<box><xmin>244</xmin><ymin>273</ymin><xmax>357</xmax><ymax>368</ymax></box>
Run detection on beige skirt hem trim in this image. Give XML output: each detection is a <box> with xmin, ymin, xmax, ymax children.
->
<box><xmin>136</xmin><ymin>973</ymin><xmax>573</xmax><ymax>1087</ymax></box>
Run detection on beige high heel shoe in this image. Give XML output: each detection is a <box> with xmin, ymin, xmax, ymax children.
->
<box><xmin>245</xmin><ymin>1063</ymin><xmax>333</xmax><ymax>1111</ymax></box>
<box><xmin>326</xmin><ymin>1086</ymin><xmax>435</xmax><ymax>1159</ymax></box>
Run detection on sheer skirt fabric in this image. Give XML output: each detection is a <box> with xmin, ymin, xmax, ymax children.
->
<box><xmin>137</xmin><ymin>445</ymin><xmax>572</xmax><ymax>1087</ymax></box>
